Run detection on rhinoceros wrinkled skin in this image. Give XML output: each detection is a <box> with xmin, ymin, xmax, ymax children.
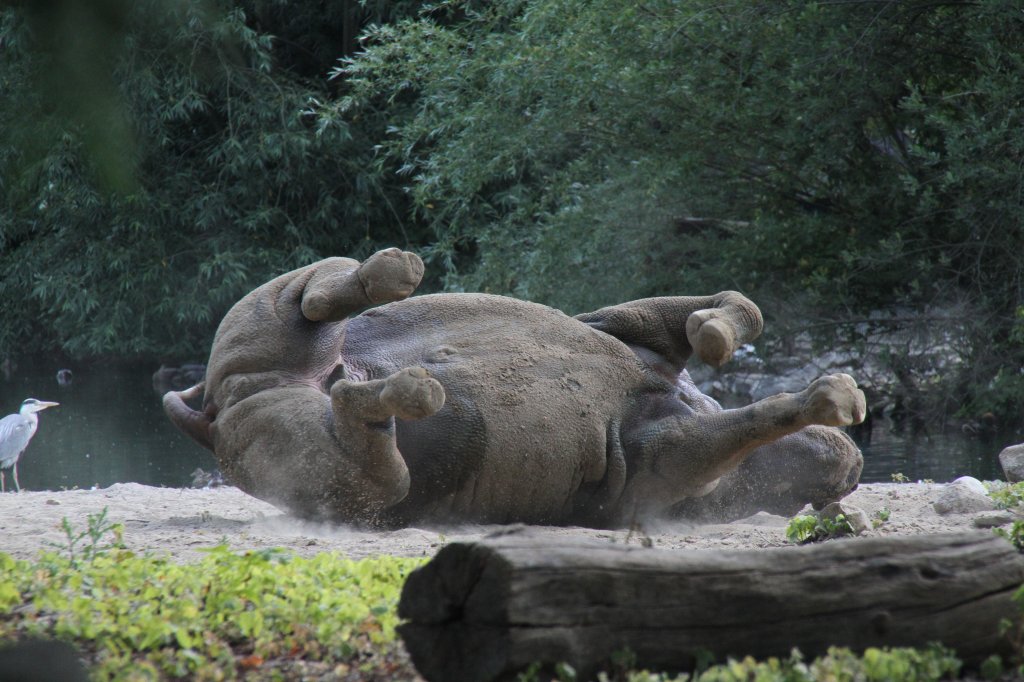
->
<box><xmin>164</xmin><ymin>248</ymin><xmax>866</xmax><ymax>528</ymax></box>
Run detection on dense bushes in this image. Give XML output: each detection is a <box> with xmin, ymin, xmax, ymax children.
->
<box><xmin>331</xmin><ymin>0</ymin><xmax>1024</xmax><ymax>424</ymax></box>
<box><xmin>2</xmin><ymin>0</ymin><xmax>1022</xmax><ymax>423</ymax></box>
<box><xmin>0</xmin><ymin>0</ymin><xmax>425</xmax><ymax>357</ymax></box>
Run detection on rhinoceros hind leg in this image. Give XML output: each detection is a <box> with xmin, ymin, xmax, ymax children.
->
<box><xmin>800</xmin><ymin>373</ymin><xmax>866</xmax><ymax>426</ymax></box>
<box><xmin>621</xmin><ymin>373</ymin><xmax>866</xmax><ymax>521</ymax></box>
<box><xmin>670</xmin><ymin>425</ymin><xmax>864</xmax><ymax>523</ymax></box>
<box><xmin>331</xmin><ymin>367</ymin><xmax>445</xmax><ymax>425</ymax></box>
<box><xmin>575</xmin><ymin>292</ymin><xmax>763</xmax><ymax>372</ymax></box>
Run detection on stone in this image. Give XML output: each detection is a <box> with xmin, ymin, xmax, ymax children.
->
<box><xmin>818</xmin><ymin>501</ymin><xmax>870</xmax><ymax>535</ymax></box>
<box><xmin>999</xmin><ymin>444</ymin><xmax>1024</xmax><ymax>483</ymax></box>
<box><xmin>973</xmin><ymin>511</ymin><xmax>1017</xmax><ymax>528</ymax></box>
<box><xmin>951</xmin><ymin>476</ymin><xmax>989</xmax><ymax>496</ymax></box>
<box><xmin>933</xmin><ymin>479</ymin><xmax>997</xmax><ymax>515</ymax></box>
<box><xmin>731</xmin><ymin>511</ymin><xmax>789</xmax><ymax>527</ymax></box>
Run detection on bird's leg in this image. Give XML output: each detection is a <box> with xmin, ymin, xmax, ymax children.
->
<box><xmin>12</xmin><ymin>463</ymin><xmax>19</xmax><ymax>492</ymax></box>
<box><xmin>0</xmin><ymin>469</ymin><xmax>6</xmax><ymax>493</ymax></box>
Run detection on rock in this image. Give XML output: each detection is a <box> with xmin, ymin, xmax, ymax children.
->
<box><xmin>934</xmin><ymin>479</ymin><xmax>997</xmax><ymax>515</ymax></box>
<box><xmin>973</xmin><ymin>511</ymin><xmax>1017</xmax><ymax>528</ymax></box>
<box><xmin>152</xmin><ymin>363</ymin><xmax>207</xmax><ymax>395</ymax></box>
<box><xmin>818</xmin><ymin>501</ymin><xmax>870</xmax><ymax>535</ymax></box>
<box><xmin>999</xmin><ymin>444</ymin><xmax>1024</xmax><ymax>483</ymax></box>
<box><xmin>190</xmin><ymin>467</ymin><xmax>226</xmax><ymax>489</ymax></box>
<box><xmin>731</xmin><ymin>511</ymin><xmax>789</xmax><ymax>527</ymax></box>
<box><xmin>951</xmin><ymin>476</ymin><xmax>989</xmax><ymax>496</ymax></box>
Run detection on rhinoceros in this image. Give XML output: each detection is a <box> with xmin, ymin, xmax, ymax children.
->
<box><xmin>164</xmin><ymin>248</ymin><xmax>865</xmax><ymax>528</ymax></box>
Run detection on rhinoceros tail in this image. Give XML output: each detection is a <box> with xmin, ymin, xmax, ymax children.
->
<box><xmin>163</xmin><ymin>382</ymin><xmax>214</xmax><ymax>451</ymax></box>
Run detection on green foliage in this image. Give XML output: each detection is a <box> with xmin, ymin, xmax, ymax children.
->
<box><xmin>986</xmin><ymin>482</ymin><xmax>1024</xmax><ymax>511</ymax></box>
<box><xmin>520</xmin><ymin>646</ymin><xmax>962</xmax><ymax>681</ymax></box>
<box><xmin>994</xmin><ymin>521</ymin><xmax>1024</xmax><ymax>554</ymax></box>
<box><xmin>45</xmin><ymin>507</ymin><xmax>125</xmax><ymax>568</ymax></box>
<box><xmin>0</xmin><ymin>543</ymin><xmax>423</xmax><ymax>679</ymax></box>
<box><xmin>785</xmin><ymin>514</ymin><xmax>853</xmax><ymax>544</ymax></box>
<box><xmin>0</xmin><ymin>1</ymin><xmax>428</xmax><ymax>359</ymax></box>
<box><xmin>691</xmin><ymin>645</ymin><xmax>961</xmax><ymax>682</ymax></box>
<box><xmin>336</xmin><ymin>0</ymin><xmax>1024</xmax><ymax>424</ymax></box>
<box><xmin>872</xmin><ymin>508</ymin><xmax>891</xmax><ymax>530</ymax></box>
<box><xmin>3</xmin><ymin>0</ymin><xmax>1024</xmax><ymax>423</ymax></box>
<box><xmin>994</xmin><ymin>583</ymin><xmax>1024</xmax><ymax>678</ymax></box>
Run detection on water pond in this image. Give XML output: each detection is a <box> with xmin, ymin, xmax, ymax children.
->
<box><xmin>0</xmin><ymin>357</ymin><xmax>1015</xmax><ymax>492</ymax></box>
<box><xmin>0</xmin><ymin>358</ymin><xmax>213</xmax><ymax>491</ymax></box>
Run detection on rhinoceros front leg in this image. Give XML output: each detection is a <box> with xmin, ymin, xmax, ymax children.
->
<box><xmin>575</xmin><ymin>291</ymin><xmax>764</xmax><ymax>374</ymax></box>
<box><xmin>199</xmin><ymin>247</ymin><xmax>436</xmax><ymax>523</ymax></box>
<box><xmin>213</xmin><ymin>366</ymin><xmax>444</xmax><ymax>523</ymax></box>
<box><xmin>327</xmin><ymin>366</ymin><xmax>445</xmax><ymax>507</ymax></box>
<box><xmin>620</xmin><ymin>373</ymin><xmax>866</xmax><ymax>521</ymax></box>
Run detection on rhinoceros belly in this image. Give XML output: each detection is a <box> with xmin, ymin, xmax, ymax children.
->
<box><xmin>339</xmin><ymin>293</ymin><xmax>663</xmax><ymax>524</ymax></box>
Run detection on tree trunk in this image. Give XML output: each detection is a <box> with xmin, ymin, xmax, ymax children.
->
<box><xmin>398</xmin><ymin>530</ymin><xmax>1024</xmax><ymax>682</ymax></box>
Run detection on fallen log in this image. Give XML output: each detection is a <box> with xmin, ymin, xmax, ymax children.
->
<box><xmin>398</xmin><ymin>530</ymin><xmax>1024</xmax><ymax>681</ymax></box>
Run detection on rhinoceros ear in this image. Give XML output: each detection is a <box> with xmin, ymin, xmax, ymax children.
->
<box><xmin>163</xmin><ymin>383</ymin><xmax>214</xmax><ymax>451</ymax></box>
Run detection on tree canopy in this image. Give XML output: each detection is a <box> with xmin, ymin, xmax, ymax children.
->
<box><xmin>1</xmin><ymin>0</ymin><xmax>1022</xmax><ymax>421</ymax></box>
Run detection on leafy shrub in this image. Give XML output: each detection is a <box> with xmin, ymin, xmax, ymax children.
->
<box><xmin>335</xmin><ymin>0</ymin><xmax>1024</xmax><ymax>426</ymax></box>
<box><xmin>518</xmin><ymin>646</ymin><xmax>962</xmax><ymax>681</ymax></box>
<box><xmin>0</xmin><ymin>1</ymin><xmax>427</xmax><ymax>359</ymax></box>
<box><xmin>785</xmin><ymin>514</ymin><xmax>854</xmax><ymax>544</ymax></box>
<box><xmin>994</xmin><ymin>520</ymin><xmax>1024</xmax><ymax>554</ymax></box>
<box><xmin>987</xmin><ymin>482</ymin><xmax>1024</xmax><ymax>511</ymax></box>
<box><xmin>0</xmin><ymin>544</ymin><xmax>424</xmax><ymax>679</ymax></box>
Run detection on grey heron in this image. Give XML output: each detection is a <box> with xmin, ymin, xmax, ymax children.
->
<box><xmin>0</xmin><ymin>398</ymin><xmax>59</xmax><ymax>492</ymax></box>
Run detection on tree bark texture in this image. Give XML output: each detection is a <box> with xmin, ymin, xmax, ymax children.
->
<box><xmin>398</xmin><ymin>530</ymin><xmax>1024</xmax><ymax>681</ymax></box>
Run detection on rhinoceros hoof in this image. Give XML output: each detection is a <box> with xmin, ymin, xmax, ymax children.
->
<box><xmin>800</xmin><ymin>373</ymin><xmax>867</xmax><ymax>427</ymax></box>
<box><xmin>685</xmin><ymin>310</ymin><xmax>736</xmax><ymax>368</ymax></box>
<box><xmin>359</xmin><ymin>248</ymin><xmax>426</xmax><ymax>304</ymax></box>
<box><xmin>380</xmin><ymin>367</ymin><xmax>446</xmax><ymax>420</ymax></box>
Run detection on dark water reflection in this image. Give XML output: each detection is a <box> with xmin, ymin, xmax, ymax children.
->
<box><xmin>855</xmin><ymin>418</ymin><xmax>1012</xmax><ymax>483</ymax></box>
<box><xmin>0</xmin><ymin>356</ymin><xmax>1017</xmax><ymax>491</ymax></box>
<box><xmin>0</xmin><ymin>357</ymin><xmax>215</xmax><ymax>491</ymax></box>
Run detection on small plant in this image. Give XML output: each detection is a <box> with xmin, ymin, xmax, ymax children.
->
<box><xmin>786</xmin><ymin>514</ymin><xmax>854</xmax><ymax>544</ymax></box>
<box><xmin>980</xmin><ymin>654</ymin><xmax>1005</xmax><ymax>680</ymax></box>
<box><xmin>891</xmin><ymin>472</ymin><xmax>911</xmax><ymax>483</ymax></box>
<box><xmin>988</xmin><ymin>481</ymin><xmax>1024</xmax><ymax>510</ymax></box>
<box><xmin>995</xmin><ymin>520</ymin><xmax>1024</xmax><ymax>553</ymax></box>
<box><xmin>872</xmin><ymin>508</ymin><xmax>892</xmax><ymax>529</ymax></box>
<box><xmin>45</xmin><ymin>507</ymin><xmax>124</xmax><ymax>567</ymax></box>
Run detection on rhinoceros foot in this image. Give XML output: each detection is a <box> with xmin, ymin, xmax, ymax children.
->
<box><xmin>358</xmin><ymin>247</ymin><xmax>425</xmax><ymax>304</ymax></box>
<box><xmin>685</xmin><ymin>312</ymin><xmax>736</xmax><ymax>368</ymax></box>
<box><xmin>380</xmin><ymin>367</ymin><xmax>446</xmax><ymax>420</ymax></box>
<box><xmin>799</xmin><ymin>373</ymin><xmax>866</xmax><ymax>427</ymax></box>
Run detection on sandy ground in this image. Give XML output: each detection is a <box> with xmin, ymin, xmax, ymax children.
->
<box><xmin>0</xmin><ymin>481</ymin><xmax>1005</xmax><ymax>563</ymax></box>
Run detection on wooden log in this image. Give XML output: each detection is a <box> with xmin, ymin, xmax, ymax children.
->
<box><xmin>398</xmin><ymin>531</ymin><xmax>1024</xmax><ymax>682</ymax></box>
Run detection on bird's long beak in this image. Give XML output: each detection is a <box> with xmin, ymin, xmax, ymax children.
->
<box><xmin>37</xmin><ymin>401</ymin><xmax>59</xmax><ymax>410</ymax></box>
